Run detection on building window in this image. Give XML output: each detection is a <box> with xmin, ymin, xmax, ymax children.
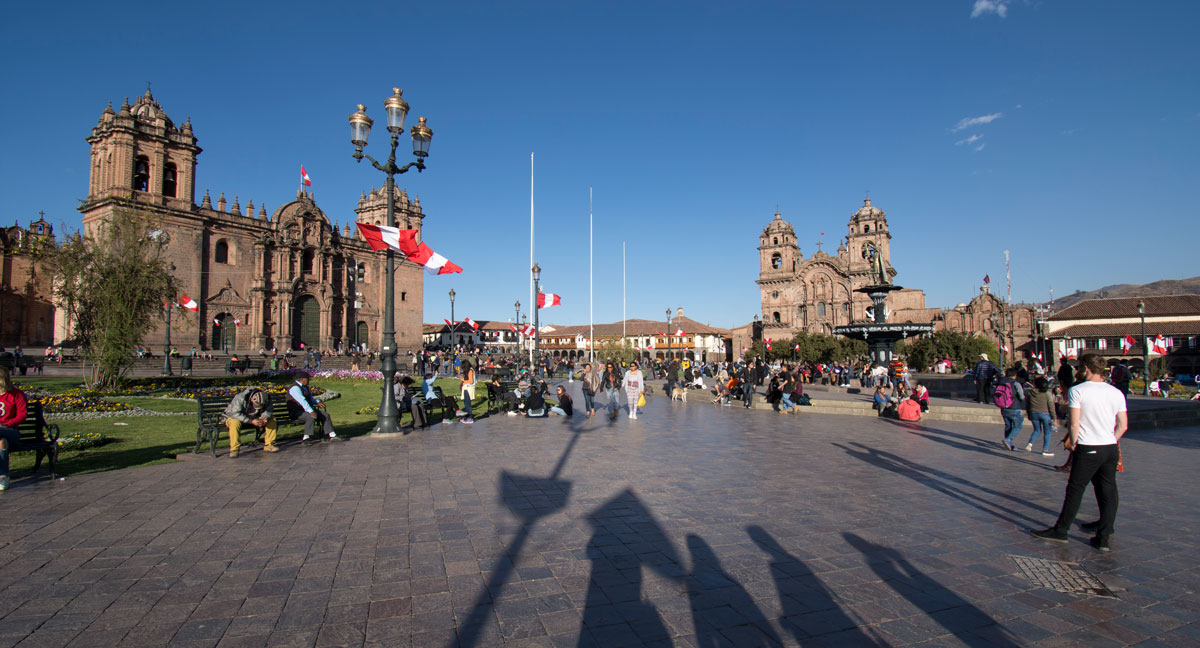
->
<box><xmin>771</xmin><ymin>253</ymin><xmax>782</xmax><ymax>269</ymax></box>
<box><xmin>357</xmin><ymin>263</ymin><xmax>367</xmax><ymax>283</ymax></box>
<box><xmin>771</xmin><ymin>290</ymin><xmax>779</xmax><ymax>299</ymax></box>
<box><xmin>401</xmin><ymin>291</ymin><xmax>406</xmax><ymax>301</ymax></box>
<box><xmin>133</xmin><ymin>155</ymin><xmax>150</xmax><ymax>192</ymax></box>
<box><xmin>214</xmin><ymin>240</ymin><xmax>229</xmax><ymax>264</ymax></box>
<box><xmin>773</xmin><ymin>237</ymin><xmax>778</xmax><ymax>245</ymax></box>
<box><xmin>863</xmin><ymin>225</ymin><xmax>870</xmax><ymax>233</ymax></box>
<box><xmin>162</xmin><ymin>162</ymin><xmax>177</xmax><ymax>197</ymax></box>
<box><xmin>302</xmin><ymin>249</ymin><xmax>315</xmax><ymax>276</ymax></box>
<box><xmin>817</xmin><ymin>302</ymin><xmax>826</xmax><ymax>317</ymax></box>
<box><xmin>772</xmin><ymin>311</ymin><xmax>780</xmax><ymax>323</ymax></box>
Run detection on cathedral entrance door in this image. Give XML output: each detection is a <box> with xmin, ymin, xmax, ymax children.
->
<box><xmin>212</xmin><ymin>313</ymin><xmax>236</xmax><ymax>352</ymax></box>
<box><xmin>293</xmin><ymin>296</ymin><xmax>320</xmax><ymax>350</ymax></box>
<box><xmin>356</xmin><ymin>321</ymin><xmax>368</xmax><ymax>351</ymax></box>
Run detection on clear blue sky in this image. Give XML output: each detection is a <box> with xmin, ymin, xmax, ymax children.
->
<box><xmin>3</xmin><ymin>1</ymin><xmax>1197</xmax><ymax>329</ymax></box>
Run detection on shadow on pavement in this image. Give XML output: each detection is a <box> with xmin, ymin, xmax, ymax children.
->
<box><xmin>877</xmin><ymin>417</ymin><xmax>1053</xmax><ymax>470</ymax></box>
<box><xmin>686</xmin><ymin>534</ymin><xmax>782</xmax><ymax>647</ymax></box>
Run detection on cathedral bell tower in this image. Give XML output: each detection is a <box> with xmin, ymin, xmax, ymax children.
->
<box><xmin>82</xmin><ymin>89</ymin><xmax>201</xmax><ymax>217</ymax></box>
<box><xmin>845</xmin><ymin>197</ymin><xmax>893</xmax><ymax>282</ymax></box>
<box><xmin>759</xmin><ymin>211</ymin><xmax>800</xmax><ymax>278</ymax></box>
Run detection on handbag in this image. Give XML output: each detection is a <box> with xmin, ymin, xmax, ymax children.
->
<box><xmin>637</xmin><ymin>393</ymin><xmax>646</xmax><ymax>408</ymax></box>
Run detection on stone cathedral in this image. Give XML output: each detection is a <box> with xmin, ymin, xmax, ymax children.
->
<box><xmin>77</xmin><ymin>89</ymin><xmax>426</xmax><ymax>353</ymax></box>
<box><xmin>757</xmin><ymin>197</ymin><xmax>929</xmax><ymax>337</ymax></box>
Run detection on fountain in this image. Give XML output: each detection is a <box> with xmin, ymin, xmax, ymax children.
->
<box><xmin>833</xmin><ymin>242</ymin><xmax>933</xmax><ymax>365</ymax></box>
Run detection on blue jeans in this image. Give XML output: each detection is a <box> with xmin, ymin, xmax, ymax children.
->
<box><xmin>0</xmin><ymin>426</ymin><xmax>19</xmax><ymax>477</ymax></box>
<box><xmin>1028</xmin><ymin>412</ymin><xmax>1054</xmax><ymax>452</ymax></box>
<box><xmin>582</xmin><ymin>390</ymin><xmax>595</xmax><ymax>413</ymax></box>
<box><xmin>780</xmin><ymin>393</ymin><xmax>795</xmax><ymax>411</ymax></box>
<box><xmin>606</xmin><ymin>388</ymin><xmax>621</xmax><ymax>415</ymax></box>
<box><xmin>1002</xmin><ymin>411</ymin><xmax>1025</xmax><ymax>445</ymax></box>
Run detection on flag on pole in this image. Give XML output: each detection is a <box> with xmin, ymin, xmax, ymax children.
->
<box><xmin>301</xmin><ymin>166</ymin><xmax>312</xmax><ymax>186</ymax></box>
<box><xmin>444</xmin><ymin>319</ymin><xmax>455</xmax><ymax>328</ymax></box>
<box><xmin>537</xmin><ymin>292</ymin><xmax>561</xmax><ymax>308</ymax></box>
<box><xmin>1000</xmin><ymin>343</ymin><xmax>1010</xmax><ymax>352</ymax></box>
<box><xmin>983</xmin><ymin>274</ymin><xmax>990</xmax><ymax>284</ymax></box>
<box><xmin>523</xmin><ymin>324</ymin><xmax>536</xmax><ymax>336</ymax></box>
<box><xmin>213</xmin><ymin>317</ymin><xmax>221</xmax><ymax>327</ymax></box>
<box><xmin>1121</xmin><ymin>335</ymin><xmax>1135</xmax><ymax>355</ymax></box>
<box><xmin>464</xmin><ymin>317</ymin><xmax>479</xmax><ymax>331</ymax></box>
<box><xmin>1151</xmin><ymin>334</ymin><xmax>1168</xmax><ymax>355</ymax></box>
<box><xmin>178</xmin><ymin>295</ymin><xmax>199</xmax><ymax>311</ymax></box>
<box><xmin>765</xmin><ymin>337</ymin><xmax>772</xmax><ymax>351</ymax></box>
<box><xmin>355</xmin><ymin>223</ymin><xmax>463</xmax><ymax>275</ymax></box>
<box><xmin>234</xmin><ymin>317</ymin><xmax>242</xmax><ymax>326</ymax></box>
<box><xmin>675</xmin><ymin>328</ymin><xmax>685</xmax><ymax>337</ymax></box>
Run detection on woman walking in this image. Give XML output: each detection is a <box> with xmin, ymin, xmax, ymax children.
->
<box><xmin>1026</xmin><ymin>376</ymin><xmax>1056</xmax><ymax>456</ymax></box>
<box><xmin>581</xmin><ymin>362</ymin><xmax>601</xmax><ymax>417</ymax></box>
<box><xmin>602</xmin><ymin>362</ymin><xmax>623</xmax><ymax>420</ymax></box>
<box><xmin>622</xmin><ymin>361</ymin><xmax>646</xmax><ymax>419</ymax></box>
<box><xmin>458</xmin><ymin>360</ymin><xmax>476</xmax><ymax>424</ymax></box>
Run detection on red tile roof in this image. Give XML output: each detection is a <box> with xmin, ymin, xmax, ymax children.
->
<box><xmin>1049</xmin><ymin>295</ymin><xmax>1200</xmax><ymax>321</ymax></box>
<box><xmin>1050</xmin><ymin>322</ymin><xmax>1200</xmax><ymax>338</ymax></box>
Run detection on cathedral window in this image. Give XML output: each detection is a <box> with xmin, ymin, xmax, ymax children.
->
<box><xmin>772</xmin><ymin>311</ymin><xmax>780</xmax><ymax>323</ymax></box>
<box><xmin>863</xmin><ymin>225</ymin><xmax>870</xmax><ymax>233</ymax></box>
<box><xmin>771</xmin><ymin>253</ymin><xmax>781</xmax><ymax>269</ymax></box>
<box><xmin>214</xmin><ymin>240</ymin><xmax>229</xmax><ymax>264</ymax></box>
<box><xmin>302</xmin><ymin>249</ymin><xmax>315</xmax><ymax>276</ymax></box>
<box><xmin>133</xmin><ymin>156</ymin><xmax>150</xmax><ymax>192</ymax></box>
<box><xmin>818</xmin><ymin>302</ymin><xmax>826</xmax><ymax>317</ymax></box>
<box><xmin>773</xmin><ymin>237</ymin><xmax>778</xmax><ymax>245</ymax></box>
<box><xmin>772</xmin><ymin>290</ymin><xmax>779</xmax><ymax>299</ymax></box>
<box><xmin>162</xmin><ymin>162</ymin><xmax>177</xmax><ymax>197</ymax></box>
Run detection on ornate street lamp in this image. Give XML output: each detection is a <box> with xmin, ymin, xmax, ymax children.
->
<box><xmin>1139</xmin><ymin>299</ymin><xmax>1149</xmax><ymax>395</ymax></box>
<box><xmin>348</xmin><ymin>88</ymin><xmax>434</xmax><ymax>436</ymax></box>
<box><xmin>162</xmin><ymin>262</ymin><xmax>176</xmax><ymax>376</ymax></box>
<box><xmin>666</xmin><ymin>308</ymin><xmax>673</xmax><ymax>362</ymax></box>
<box><xmin>532</xmin><ymin>263</ymin><xmax>542</xmax><ymax>376</ymax></box>
<box><xmin>514</xmin><ymin>300</ymin><xmax>521</xmax><ymax>355</ymax></box>
<box><xmin>449</xmin><ymin>288</ymin><xmax>456</xmax><ymax>372</ymax></box>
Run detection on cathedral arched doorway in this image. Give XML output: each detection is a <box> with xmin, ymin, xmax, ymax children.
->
<box><xmin>355</xmin><ymin>321</ymin><xmax>368</xmax><ymax>351</ymax></box>
<box><xmin>292</xmin><ymin>296</ymin><xmax>320</xmax><ymax>350</ymax></box>
<box><xmin>212</xmin><ymin>313</ymin><xmax>236</xmax><ymax>352</ymax></box>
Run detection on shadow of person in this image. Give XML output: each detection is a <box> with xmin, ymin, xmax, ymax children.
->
<box><xmin>747</xmin><ymin>525</ymin><xmax>879</xmax><ymax>646</ymax></box>
<box><xmin>686</xmin><ymin>534</ymin><xmax>782</xmax><ymax>647</ymax></box>
<box><xmin>842</xmin><ymin>533</ymin><xmax>1018</xmax><ymax>647</ymax></box>
<box><xmin>579</xmin><ymin>489</ymin><xmax>684</xmax><ymax>647</ymax></box>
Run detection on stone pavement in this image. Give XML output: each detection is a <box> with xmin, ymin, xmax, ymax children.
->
<box><xmin>0</xmin><ymin>386</ymin><xmax>1198</xmax><ymax>647</ymax></box>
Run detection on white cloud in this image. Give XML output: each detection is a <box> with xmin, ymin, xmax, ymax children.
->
<box><xmin>971</xmin><ymin>0</ymin><xmax>1010</xmax><ymax>18</ymax></box>
<box><xmin>975</xmin><ymin>143</ymin><xmax>986</xmax><ymax>152</ymax></box>
<box><xmin>955</xmin><ymin>134</ymin><xmax>983</xmax><ymax>146</ymax></box>
<box><xmin>1060</xmin><ymin>128</ymin><xmax>1081</xmax><ymax>135</ymax></box>
<box><xmin>952</xmin><ymin>112</ymin><xmax>1004</xmax><ymax>132</ymax></box>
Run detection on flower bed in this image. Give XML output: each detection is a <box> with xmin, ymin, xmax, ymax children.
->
<box><xmin>34</xmin><ymin>390</ymin><xmax>133</xmax><ymax>413</ymax></box>
<box><xmin>57</xmin><ymin>432</ymin><xmax>112</xmax><ymax>451</ymax></box>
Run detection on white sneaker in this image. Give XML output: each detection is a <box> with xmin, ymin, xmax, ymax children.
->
<box><xmin>506</xmin><ymin>411</ymin><xmax>518</xmax><ymax>417</ymax></box>
<box><xmin>0</xmin><ymin>476</ymin><xmax>9</xmax><ymax>491</ymax></box>
<box><xmin>1025</xmin><ymin>443</ymin><xmax>1033</xmax><ymax>452</ymax></box>
<box><xmin>1042</xmin><ymin>452</ymin><xmax>1055</xmax><ymax>457</ymax></box>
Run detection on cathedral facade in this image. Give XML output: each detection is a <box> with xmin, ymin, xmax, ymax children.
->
<box><xmin>757</xmin><ymin>198</ymin><xmax>929</xmax><ymax>337</ymax></box>
<box><xmin>76</xmin><ymin>90</ymin><xmax>426</xmax><ymax>353</ymax></box>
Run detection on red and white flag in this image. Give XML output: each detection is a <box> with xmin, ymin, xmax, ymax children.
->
<box><xmin>765</xmin><ymin>337</ymin><xmax>772</xmax><ymax>351</ymax></box>
<box><xmin>1120</xmin><ymin>335</ymin><xmax>1135</xmax><ymax>355</ymax></box>
<box><xmin>1058</xmin><ymin>340</ymin><xmax>1077</xmax><ymax>359</ymax></box>
<box><xmin>444</xmin><ymin>319</ymin><xmax>455</xmax><ymax>328</ymax></box>
<box><xmin>234</xmin><ymin>317</ymin><xmax>242</xmax><ymax>326</ymax></box>
<box><xmin>213</xmin><ymin>317</ymin><xmax>221</xmax><ymax>327</ymax></box>
<box><xmin>301</xmin><ymin>166</ymin><xmax>312</xmax><ymax>186</ymax></box>
<box><xmin>355</xmin><ymin>223</ymin><xmax>463</xmax><ymax>275</ymax></box>
<box><xmin>983</xmin><ymin>274</ymin><xmax>990</xmax><ymax>284</ymax></box>
<box><xmin>537</xmin><ymin>292</ymin><xmax>561</xmax><ymax>308</ymax></box>
<box><xmin>178</xmin><ymin>295</ymin><xmax>199</xmax><ymax>312</ymax></box>
<box><xmin>794</xmin><ymin>344</ymin><xmax>801</xmax><ymax>351</ymax></box>
<box><xmin>648</xmin><ymin>338</ymin><xmax>656</xmax><ymax>349</ymax></box>
<box><xmin>1151</xmin><ymin>334</ymin><xmax>1168</xmax><ymax>355</ymax></box>
<box><xmin>675</xmin><ymin>328</ymin><xmax>685</xmax><ymax>337</ymax></box>
<box><xmin>509</xmin><ymin>324</ymin><xmax>519</xmax><ymax>333</ymax></box>
<box><xmin>464</xmin><ymin>317</ymin><xmax>479</xmax><ymax>331</ymax></box>
<box><xmin>1000</xmin><ymin>343</ymin><xmax>1010</xmax><ymax>352</ymax></box>
<box><xmin>523</xmin><ymin>324</ymin><xmax>536</xmax><ymax>336</ymax></box>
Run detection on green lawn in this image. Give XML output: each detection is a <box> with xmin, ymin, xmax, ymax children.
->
<box><xmin>8</xmin><ymin>376</ymin><xmax>488</xmax><ymax>478</ymax></box>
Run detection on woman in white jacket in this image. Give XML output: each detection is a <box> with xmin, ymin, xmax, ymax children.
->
<box><xmin>622</xmin><ymin>361</ymin><xmax>646</xmax><ymax>419</ymax></box>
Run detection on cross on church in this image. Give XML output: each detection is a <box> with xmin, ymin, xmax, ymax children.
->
<box><xmin>38</xmin><ymin>211</ymin><xmax>45</xmax><ymax>219</ymax></box>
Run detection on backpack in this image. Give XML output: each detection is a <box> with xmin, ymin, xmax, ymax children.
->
<box><xmin>992</xmin><ymin>381</ymin><xmax>1016</xmax><ymax>409</ymax></box>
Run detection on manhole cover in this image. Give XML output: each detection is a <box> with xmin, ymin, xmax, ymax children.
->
<box><xmin>1011</xmin><ymin>556</ymin><xmax>1116</xmax><ymax>598</ymax></box>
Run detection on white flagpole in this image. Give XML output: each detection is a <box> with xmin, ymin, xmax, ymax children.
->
<box><xmin>1005</xmin><ymin>249</ymin><xmax>1011</xmax><ymax>304</ymax></box>
<box><xmin>622</xmin><ymin>241</ymin><xmax>626</xmax><ymax>342</ymax></box>
<box><xmin>589</xmin><ymin>186</ymin><xmax>594</xmax><ymax>365</ymax></box>
<box><xmin>529</xmin><ymin>153</ymin><xmax>535</xmax><ymax>365</ymax></box>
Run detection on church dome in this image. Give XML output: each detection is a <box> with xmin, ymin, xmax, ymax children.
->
<box><xmin>852</xmin><ymin>197</ymin><xmax>884</xmax><ymax>221</ymax></box>
<box><xmin>763</xmin><ymin>211</ymin><xmax>794</xmax><ymax>236</ymax></box>
<box><xmin>130</xmin><ymin>89</ymin><xmax>174</xmax><ymax>128</ymax></box>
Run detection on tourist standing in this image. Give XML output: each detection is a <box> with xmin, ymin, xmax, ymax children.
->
<box><xmin>1025</xmin><ymin>376</ymin><xmax>1056</xmax><ymax>456</ymax></box>
<box><xmin>581</xmin><ymin>362</ymin><xmax>601</xmax><ymax>417</ymax></box>
<box><xmin>1031</xmin><ymin>353</ymin><xmax>1127</xmax><ymax>551</ymax></box>
<box><xmin>602</xmin><ymin>362</ymin><xmax>623</xmax><ymax>421</ymax></box>
<box><xmin>1056</xmin><ymin>357</ymin><xmax>1075</xmax><ymax>393</ymax></box>
<box><xmin>622</xmin><ymin>361</ymin><xmax>645</xmax><ymax>419</ymax></box>
<box><xmin>0</xmin><ymin>368</ymin><xmax>29</xmax><ymax>491</ymax></box>
<box><xmin>1109</xmin><ymin>358</ymin><xmax>1131</xmax><ymax>404</ymax></box>
<box><xmin>972</xmin><ymin>353</ymin><xmax>1000</xmax><ymax>404</ymax></box>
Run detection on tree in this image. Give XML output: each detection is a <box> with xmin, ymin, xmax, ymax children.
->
<box><xmin>896</xmin><ymin>330</ymin><xmax>998</xmax><ymax>373</ymax></box>
<box><xmin>51</xmin><ymin>210</ymin><xmax>177</xmax><ymax>389</ymax></box>
<box><xmin>596</xmin><ymin>337</ymin><xmax>636</xmax><ymax>367</ymax></box>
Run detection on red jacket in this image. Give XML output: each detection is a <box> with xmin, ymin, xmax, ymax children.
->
<box><xmin>897</xmin><ymin>399</ymin><xmax>922</xmax><ymax>422</ymax></box>
<box><xmin>0</xmin><ymin>389</ymin><xmax>29</xmax><ymax>428</ymax></box>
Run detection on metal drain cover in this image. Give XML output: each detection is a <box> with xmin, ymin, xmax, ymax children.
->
<box><xmin>1011</xmin><ymin>556</ymin><xmax>1116</xmax><ymax>598</ymax></box>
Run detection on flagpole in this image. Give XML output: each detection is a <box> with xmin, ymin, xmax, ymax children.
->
<box><xmin>589</xmin><ymin>186</ymin><xmax>594</xmax><ymax>365</ymax></box>
<box><xmin>529</xmin><ymin>152</ymin><xmax>535</xmax><ymax>366</ymax></box>
<box><xmin>1005</xmin><ymin>249</ymin><xmax>1011</xmax><ymax>305</ymax></box>
<box><xmin>622</xmin><ymin>241</ymin><xmax>626</xmax><ymax>343</ymax></box>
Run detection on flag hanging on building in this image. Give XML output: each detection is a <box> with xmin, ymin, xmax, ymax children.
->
<box><xmin>213</xmin><ymin>317</ymin><xmax>221</xmax><ymax>327</ymax></box>
<box><xmin>354</xmin><ymin>223</ymin><xmax>463</xmax><ymax>275</ymax></box>
<box><xmin>444</xmin><ymin>319</ymin><xmax>455</xmax><ymax>328</ymax></box>
<box><xmin>464</xmin><ymin>317</ymin><xmax>479</xmax><ymax>331</ymax></box>
<box><xmin>675</xmin><ymin>328</ymin><xmax>685</xmax><ymax>337</ymax></box>
<box><xmin>765</xmin><ymin>337</ymin><xmax>772</xmax><ymax>351</ymax></box>
<box><xmin>537</xmin><ymin>292</ymin><xmax>561</xmax><ymax>308</ymax></box>
<box><xmin>178</xmin><ymin>295</ymin><xmax>199</xmax><ymax>311</ymax></box>
<box><xmin>234</xmin><ymin>317</ymin><xmax>242</xmax><ymax>326</ymax></box>
<box><xmin>1121</xmin><ymin>335</ymin><xmax>1135</xmax><ymax>355</ymax></box>
<box><xmin>1151</xmin><ymin>334</ymin><xmax>1168</xmax><ymax>355</ymax></box>
<box><xmin>301</xmin><ymin>166</ymin><xmax>312</xmax><ymax>186</ymax></box>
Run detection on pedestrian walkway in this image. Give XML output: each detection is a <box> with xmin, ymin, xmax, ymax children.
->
<box><xmin>0</xmin><ymin>391</ymin><xmax>1196</xmax><ymax>646</ymax></box>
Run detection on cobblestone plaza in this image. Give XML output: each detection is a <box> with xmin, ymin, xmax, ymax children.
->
<box><xmin>0</xmin><ymin>387</ymin><xmax>1197</xmax><ymax>647</ymax></box>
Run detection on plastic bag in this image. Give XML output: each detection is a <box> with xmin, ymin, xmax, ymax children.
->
<box><xmin>637</xmin><ymin>393</ymin><xmax>646</xmax><ymax>408</ymax></box>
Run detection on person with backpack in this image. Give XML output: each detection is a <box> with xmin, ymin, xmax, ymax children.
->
<box><xmin>995</xmin><ymin>367</ymin><xmax>1027</xmax><ymax>450</ymax></box>
<box><xmin>972</xmin><ymin>353</ymin><xmax>1001</xmax><ymax>404</ymax></box>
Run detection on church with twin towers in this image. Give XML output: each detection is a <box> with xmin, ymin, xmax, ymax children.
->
<box><xmin>75</xmin><ymin>89</ymin><xmax>427</xmax><ymax>354</ymax></box>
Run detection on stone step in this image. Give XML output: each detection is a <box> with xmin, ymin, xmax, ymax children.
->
<box><xmin>743</xmin><ymin>394</ymin><xmax>1004</xmax><ymax>424</ymax></box>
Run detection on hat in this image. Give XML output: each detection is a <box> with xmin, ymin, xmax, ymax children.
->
<box><xmin>979</xmin><ymin>353</ymin><xmax>989</xmax><ymax>360</ymax></box>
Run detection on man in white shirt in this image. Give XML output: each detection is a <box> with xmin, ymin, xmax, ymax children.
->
<box><xmin>1030</xmin><ymin>354</ymin><xmax>1127</xmax><ymax>551</ymax></box>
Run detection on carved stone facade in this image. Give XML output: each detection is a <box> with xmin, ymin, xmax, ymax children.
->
<box><xmin>76</xmin><ymin>90</ymin><xmax>426</xmax><ymax>353</ymax></box>
<box><xmin>1</xmin><ymin>216</ymin><xmax>56</xmax><ymax>348</ymax></box>
<box><xmin>757</xmin><ymin>198</ymin><xmax>928</xmax><ymax>337</ymax></box>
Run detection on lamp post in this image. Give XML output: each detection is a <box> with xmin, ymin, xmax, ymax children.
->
<box><xmin>666</xmin><ymin>308</ymin><xmax>673</xmax><ymax>362</ymax></box>
<box><xmin>1139</xmin><ymin>299</ymin><xmax>1149</xmax><ymax>395</ymax></box>
<box><xmin>448</xmin><ymin>288</ymin><xmax>456</xmax><ymax>374</ymax></box>
<box><xmin>163</xmin><ymin>261</ymin><xmax>176</xmax><ymax>376</ymax></box>
<box><xmin>532</xmin><ymin>263</ymin><xmax>541</xmax><ymax>376</ymax></box>
<box><xmin>348</xmin><ymin>88</ymin><xmax>434</xmax><ymax>436</ymax></box>
<box><xmin>990</xmin><ymin>312</ymin><xmax>1004</xmax><ymax>369</ymax></box>
<box><xmin>513</xmin><ymin>300</ymin><xmax>520</xmax><ymax>358</ymax></box>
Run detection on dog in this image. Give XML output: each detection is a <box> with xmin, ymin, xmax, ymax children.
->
<box><xmin>671</xmin><ymin>387</ymin><xmax>688</xmax><ymax>402</ymax></box>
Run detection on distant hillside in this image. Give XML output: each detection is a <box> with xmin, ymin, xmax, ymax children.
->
<box><xmin>1047</xmin><ymin>276</ymin><xmax>1200</xmax><ymax>311</ymax></box>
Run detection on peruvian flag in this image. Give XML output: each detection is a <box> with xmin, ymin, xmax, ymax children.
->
<box><xmin>1000</xmin><ymin>343</ymin><xmax>1010</xmax><ymax>352</ymax></box>
<box><xmin>1151</xmin><ymin>334</ymin><xmax>1168</xmax><ymax>355</ymax></box>
<box><xmin>464</xmin><ymin>317</ymin><xmax>479</xmax><ymax>331</ymax></box>
<box><xmin>178</xmin><ymin>295</ymin><xmax>199</xmax><ymax>312</ymax></box>
<box><xmin>983</xmin><ymin>274</ymin><xmax>990</xmax><ymax>284</ymax></box>
<box><xmin>444</xmin><ymin>319</ymin><xmax>455</xmax><ymax>328</ymax></box>
<box><xmin>301</xmin><ymin>166</ymin><xmax>312</xmax><ymax>186</ymax></box>
<box><xmin>509</xmin><ymin>324</ymin><xmax>519</xmax><ymax>334</ymax></box>
<box><xmin>537</xmin><ymin>292</ymin><xmax>561</xmax><ymax>308</ymax></box>
<box><xmin>234</xmin><ymin>317</ymin><xmax>242</xmax><ymax>326</ymax></box>
<box><xmin>675</xmin><ymin>328</ymin><xmax>685</xmax><ymax>337</ymax></box>
<box><xmin>794</xmin><ymin>344</ymin><xmax>800</xmax><ymax>351</ymax></box>
<box><xmin>355</xmin><ymin>223</ymin><xmax>463</xmax><ymax>275</ymax></box>
<box><xmin>523</xmin><ymin>324</ymin><xmax>536</xmax><ymax>336</ymax></box>
<box><xmin>1121</xmin><ymin>335</ymin><xmax>1135</xmax><ymax>355</ymax></box>
<box><xmin>765</xmin><ymin>337</ymin><xmax>772</xmax><ymax>351</ymax></box>
<box><xmin>1057</xmin><ymin>340</ymin><xmax>1077</xmax><ymax>360</ymax></box>
<box><xmin>648</xmin><ymin>338</ymin><xmax>656</xmax><ymax>350</ymax></box>
<box><xmin>213</xmin><ymin>317</ymin><xmax>221</xmax><ymax>327</ymax></box>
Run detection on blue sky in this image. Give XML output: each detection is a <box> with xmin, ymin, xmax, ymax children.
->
<box><xmin>3</xmin><ymin>1</ymin><xmax>1197</xmax><ymax>329</ymax></box>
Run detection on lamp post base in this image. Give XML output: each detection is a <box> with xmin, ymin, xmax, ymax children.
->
<box><xmin>370</xmin><ymin>417</ymin><xmax>405</xmax><ymax>436</ymax></box>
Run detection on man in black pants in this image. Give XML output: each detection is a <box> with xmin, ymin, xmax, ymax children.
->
<box><xmin>1030</xmin><ymin>353</ymin><xmax>1127</xmax><ymax>551</ymax></box>
<box><xmin>287</xmin><ymin>373</ymin><xmax>343</xmax><ymax>445</ymax></box>
<box><xmin>972</xmin><ymin>353</ymin><xmax>1000</xmax><ymax>404</ymax></box>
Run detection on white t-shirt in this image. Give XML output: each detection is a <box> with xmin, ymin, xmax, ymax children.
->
<box><xmin>1068</xmin><ymin>380</ymin><xmax>1126</xmax><ymax>446</ymax></box>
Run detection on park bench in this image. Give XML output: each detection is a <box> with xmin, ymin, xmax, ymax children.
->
<box><xmin>245</xmin><ymin>360</ymin><xmax>265</xmax><ymax>374</ymax></box>
<box><xmin>0</xmin><ymin>355</ymin><xmax>43</xmax><ymax>376</ymax></box>
<box><xmin>194</xmin><ymin>393</ymin><xmax>297</xmax><ymax>458</ymax></box>
<box><xmin>226</xmin><ymin>358</ymin><xmax>251</xmax><ymax>374</ymax></box>
<box><xmin>10</xmin><ymin>402</ymin><xmax>60</xmax><ymax>478</ymax></box>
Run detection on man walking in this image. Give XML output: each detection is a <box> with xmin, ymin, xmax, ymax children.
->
<box><xmin>972</xmin><ymin>353</ymin><xmax>1000</xmax><ymax>404</ymax></box>
<box><xmin>287</xmin><ymin>373</ymin><xmax>343</xmax><ymax>445</ymax></box>
<box><xmin>1030</xmin><ymin>353</ymin><xmax>1127</xmax><ymax>552</ymax></box>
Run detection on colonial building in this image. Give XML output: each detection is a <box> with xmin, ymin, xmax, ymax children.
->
<box><xmin>76</xmin><ymin>89</ymin><xmax>426</xmax><ymax>353</ymax></box>
<box><xmin>540</xmin><ymin>314</ymin><xmax>730</xmax><ymax>363</ymax></box>
<box><xmin>1045</xmin><ymin>295</ymin><xmax>1200</xmax><ymax>375</ymax></box>
<box><xmin>0</xmin><ymin>215</ymin><xmax>56</xmax><ymax>348</ymax></box>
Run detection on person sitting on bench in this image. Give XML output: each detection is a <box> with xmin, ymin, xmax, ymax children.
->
<box><xmin>287</xmin><ymin>373</ymin><xmax>343</xmax><ymax>444</ymax></box>
<box><xmin>396</xmin><ymin>376</ymin><xmax>428</xmax><ymax>430</ymax></box>
<box><xmin>0</xmin><ymin>368</ymin><xmax>29</xmax><ymax>491</ymax></box>
<box><xmin>224</xmin><ymin>387</ymin><xmax>277</xmax><ymax>457</ymax></box>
